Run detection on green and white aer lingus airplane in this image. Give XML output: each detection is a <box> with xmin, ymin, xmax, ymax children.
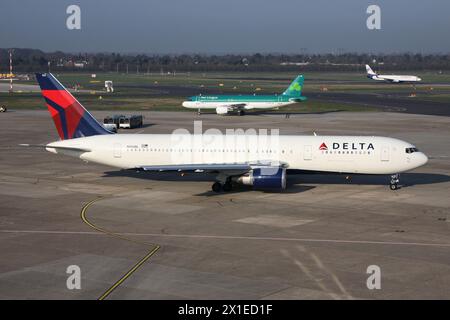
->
<box><xmin>182</xmin><ymin>75</ymin><xmax>307</xmax><ymax>115</ymax></box>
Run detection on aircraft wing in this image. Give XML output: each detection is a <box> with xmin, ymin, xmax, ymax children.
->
<box><xmin>134</xmin><ymin>161</ymin><xmax>288</xmax><ymax>173</ymax></box>
<box><xmin>377</xmin><ymin>76</ymin><xmax>401</xmax><ymax>83</ymax></box>
<box><xmin>384</xmin><ymin>78</ymin><xmax>400</xmax><ymax>83</ymax></box>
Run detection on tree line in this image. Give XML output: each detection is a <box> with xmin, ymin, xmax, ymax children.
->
<box><xmin>1</xmin><ymin>48</ymin><xmax>450</xmax><ymax>73</ymax></box>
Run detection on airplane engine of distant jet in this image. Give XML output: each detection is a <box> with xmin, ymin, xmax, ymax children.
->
<box><xmin>233</xmin><ymin>167</ymin><xmax>287</xmax><ymax>190</ymax></box>
<box><xmin>216</xmin><ymin>106</ymin><xmax>231</xmax><ymax>115</ymax></box>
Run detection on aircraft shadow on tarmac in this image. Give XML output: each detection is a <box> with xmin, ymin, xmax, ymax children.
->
<box><xmin>196</xmin><ymin>184</ymin><xmax>316</xmax><ymax>196</ymax></box>
<box><xmin>140</xmin><ymin>123</ymin><xmax>155</xmax><ymax>129</ymax></box>
<box><xmin>288</xmin><ymin>172</ymin><xmax>450</xmax><ymax>188</ymax></box>
<box><xmin>102</xmin><ymin>171</ymin><xmax>449</xmax><ymax>194</ymax></box>
<box><xmin>103</xmin><ymin>170</ymin><xmax>315</xmax><ymax>195</ymax></box>
<box><xmin>196</xmin><ymin>109</ymin><xmax>343</xmax><ymax>116</ymax></box>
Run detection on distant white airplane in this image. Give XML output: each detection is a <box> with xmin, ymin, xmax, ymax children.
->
<box><xmin>366</xmin><ymin>64</ymin><xmax>422</xmax><ymax>83</ymax></box>
<box><xmin>29</xmin><ymin>73</ymin><xmax>428</xmax><ymax>192</ymax></box>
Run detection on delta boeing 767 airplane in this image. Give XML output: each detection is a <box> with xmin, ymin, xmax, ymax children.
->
<box><xmin>27</xmin><ymin>73</ymin><xmax>428</xmax><ymax>192</ymax></box>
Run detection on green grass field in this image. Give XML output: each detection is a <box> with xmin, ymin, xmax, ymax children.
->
<box><xmin>2</xmin><ymin>71</ymin><xmax>449</xmax><ymax>113</ymax></box>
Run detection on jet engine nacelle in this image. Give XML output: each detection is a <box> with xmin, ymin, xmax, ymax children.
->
<box><xmin>102</xmin><ymin>123</ymin><xmax>117</xmax><ymax>133</ymax></box>
<box><xmin>216</xmin><ymin>106</ymin><xmax>230</xmax><ymax>115</ymax></box>
<box><xmin>234</xmin><ymin>167</ymin><xmax>286</xmax><ymax>190</ymax></box>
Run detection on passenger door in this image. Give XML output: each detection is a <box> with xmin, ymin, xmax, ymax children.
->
<box><xmin>303</xmin><ymin>145</ymin><xmax>312</xmax><ymax>160</ymax></box>
<box><xmin>113</xmin><ymin>143</ymin><xmax>122</xmax><ymax>158</ymax></box>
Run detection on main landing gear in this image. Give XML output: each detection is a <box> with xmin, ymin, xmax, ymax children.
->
<box><xmin>212</xmin><ymin>180</ymin><xmax>233</xmax><ymax>193</ymax></box>
<box><xmin>389</xmin><ymin>173</ymin><xmax>400</xmax><ymax>190</ymax></box>
<box><xmin>237</xmin><ymin>110</ymin><xmax>245</xmax><ymax>116</ymax></box>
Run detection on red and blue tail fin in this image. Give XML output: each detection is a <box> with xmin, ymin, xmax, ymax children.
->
<box><xmin>35</xmin><ymin>73</ymin><xmax>112</xmax><ymax>140</ymax></box>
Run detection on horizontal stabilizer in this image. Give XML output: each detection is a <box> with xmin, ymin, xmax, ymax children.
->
<box><xmin>19</xmin><ymin>144</ymin><xmax>91</xmax><ymax>152</ymax></box>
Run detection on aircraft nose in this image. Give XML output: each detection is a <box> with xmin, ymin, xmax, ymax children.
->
<box><xmin>417</xmin><ymin>152</ymin><xmax>428</xmax><ymax>166</ymax></box>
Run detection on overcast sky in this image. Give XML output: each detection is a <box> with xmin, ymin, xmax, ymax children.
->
<box><xmin>1</xmin><ymin>0</ymin><xmax>449</xmax><ymax>54</ymax></box>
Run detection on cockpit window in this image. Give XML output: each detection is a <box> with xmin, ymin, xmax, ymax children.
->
<box><xmin>405</xmin><ymin>147</ymin><xmax>419</xmax><ymax>154</ymax></box>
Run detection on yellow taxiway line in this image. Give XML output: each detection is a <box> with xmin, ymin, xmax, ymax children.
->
<box><xmin>80</xmin><ymin>197</ymin><xmax>160</xmax><ymax>300</ymax></box>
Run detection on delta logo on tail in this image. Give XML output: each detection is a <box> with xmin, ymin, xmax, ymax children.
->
<box><xmin>319</xmin><ymin>142</ymin><xmax>328</xmax><ymax>150</ymax></box>
<box><xmin>42</xmin><ymin>87</ymin><xmax>84</xmax><ymax>140</ymax></box>
<box><xmin>35</xmin><ymin>73</ymin><xmax>111</xmax><ymax>140</ymax></box>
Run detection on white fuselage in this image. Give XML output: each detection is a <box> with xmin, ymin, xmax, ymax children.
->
<box><xmin>182</xmin><ymin>101</ymin><xmax>294</xmax><ymax>111</ymax></box>
<box><xmin>46</xmin><ymin>134</ymin><xmax>428</xmax><ymax>175</ymax></box>
<box><xmin>369</xmin><ymin>74</ymin><xmax>422</xmax><ymax>83</ymax></box>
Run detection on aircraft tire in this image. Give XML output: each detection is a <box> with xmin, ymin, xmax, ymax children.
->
<box><xmin>212</xmin><ymin>182</ymin><xmax>222</xmax><ymax>193</ymax></box>
<box><xmin>222</xmin><ymin>182</ymin><xmax>232</xmax><ymax>192</ymax></box>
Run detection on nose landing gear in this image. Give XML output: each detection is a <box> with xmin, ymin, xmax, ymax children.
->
<box><xmin>389</xmin><ymin>173</ymin><xmax>400</xmax><ymax>190</ymax></box>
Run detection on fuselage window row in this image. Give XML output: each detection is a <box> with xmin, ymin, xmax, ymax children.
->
<box><xmin>126</xmin><ymin>147</ymin><xmax>294</xmax><ymax>153</ymax></box>
<box><xmin>124</xmin><ymin>147</ymin><xmax>372</xmax><ymax>156</ymax></box>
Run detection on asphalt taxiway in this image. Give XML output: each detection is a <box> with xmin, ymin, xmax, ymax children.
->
<box><xmin>2</xmin><ymin>79</ymin><xmax>449</xmax><ymax>117</ymax></box>
<box><xmin>0</xmin><ymin>110</ymin><xmax>449</xmax><ymax>299</ymax></box>
<box><xmin>0</xmin><ymin>82</ymin><xmax>40</xmax><ymax>92</ymax></box>
<box><xmin>120</xmin><ymin>83</ymin><xmax>450</xmax><ymax>117</ymax></box>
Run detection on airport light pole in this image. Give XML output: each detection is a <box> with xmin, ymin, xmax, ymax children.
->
<box><xmin>9</xmin><ymin>50</ymin><xmax>13</xmax><ymax>94</ymax></box>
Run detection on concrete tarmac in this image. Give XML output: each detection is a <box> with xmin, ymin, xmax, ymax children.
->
<box><xmin>0</xmin><ymin>110</ymin><xmax>449</xmax><ymax>299</ymax></box>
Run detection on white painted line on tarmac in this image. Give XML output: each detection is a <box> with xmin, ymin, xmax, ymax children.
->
<box><xmin>1</xmin><ymin>229</ymin><xmax>450</xmax><ymax>248</ymax></box>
